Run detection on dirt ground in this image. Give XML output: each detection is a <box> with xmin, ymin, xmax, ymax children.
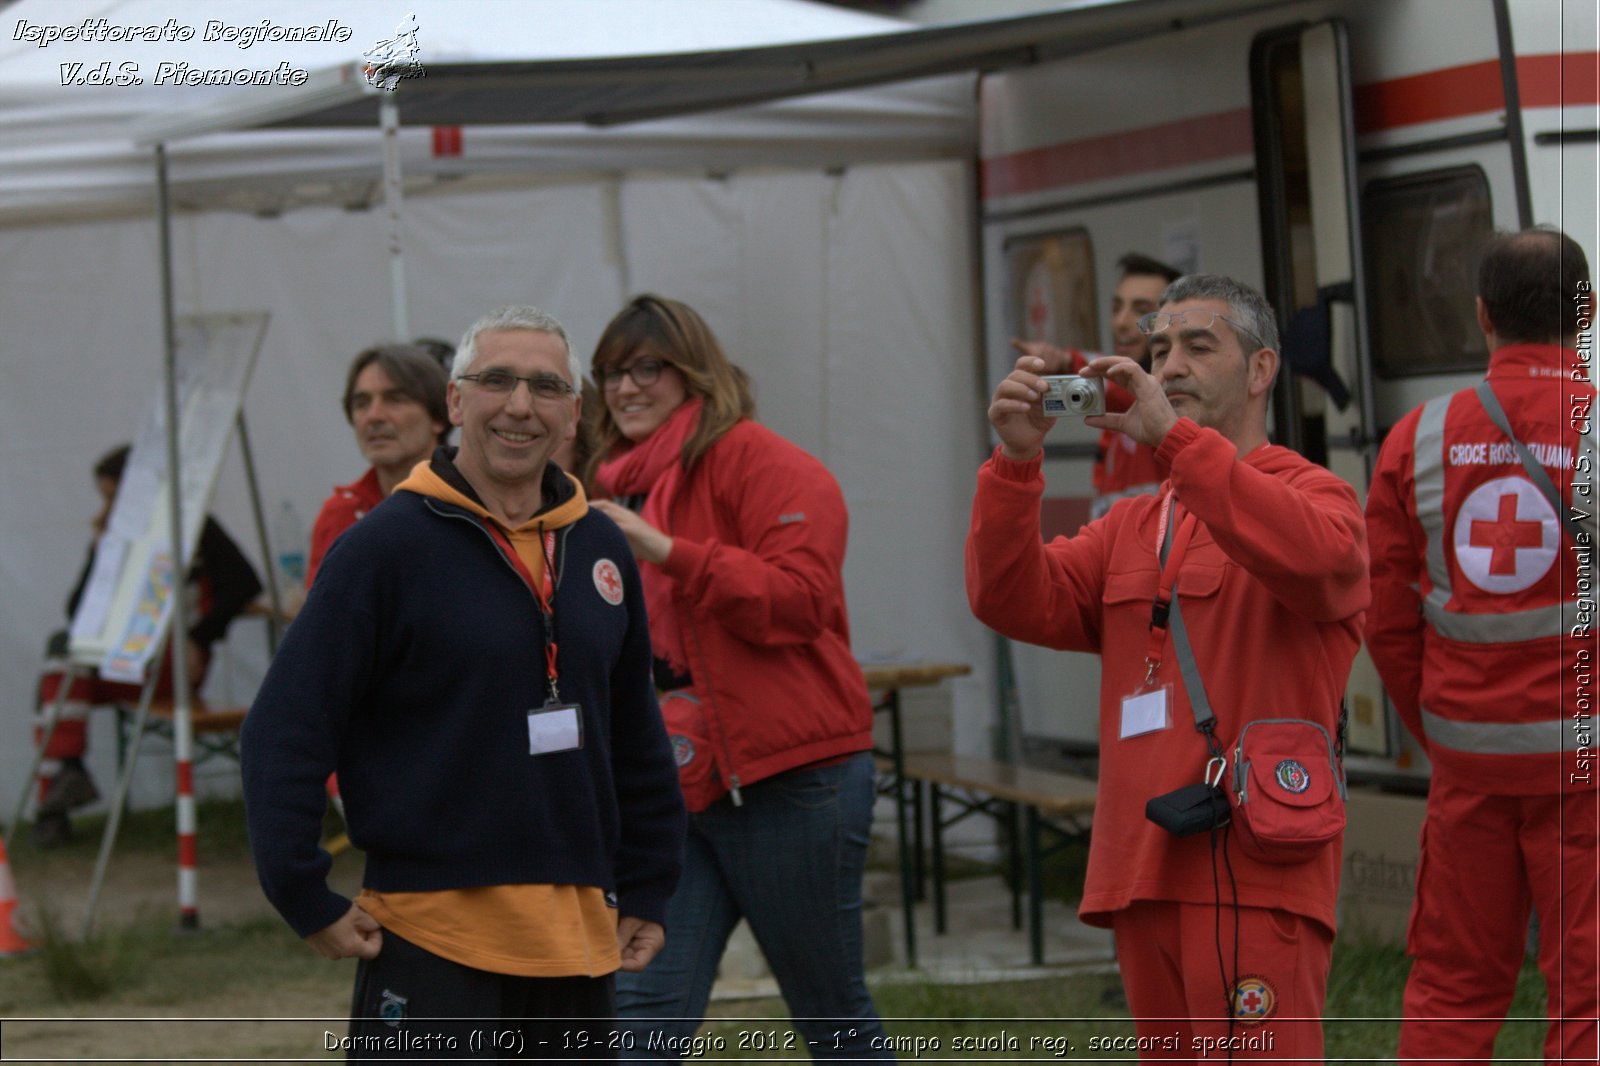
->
<box><xmin>3</xmin><ymin>828</ymin><xmax>365</xmax><ymax>1064</ymax></box>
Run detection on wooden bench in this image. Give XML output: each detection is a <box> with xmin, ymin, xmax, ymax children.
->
<box><xmin>116</xmin><ymin>700</ymin><xmax>248</xmax><ymax>769</ymax></box>
<box><xmin>887</xmin><ymin>752</ymin><xmax>1097</xmax><ymax>966</ymax></box>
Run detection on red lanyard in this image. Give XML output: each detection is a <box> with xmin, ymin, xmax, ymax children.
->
<box><xmin>485</xmin><ymin>523</ymin><xmax>561</xmax><ymax>699</ymax></box>
<box><xmin>1143</xmin><ymin>492</ymin><xmax>1198</xmax><ymax>684</ymax></box>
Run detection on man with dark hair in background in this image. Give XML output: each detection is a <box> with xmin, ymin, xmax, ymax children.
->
<box><xmin>1366</xmin><ymin>226</ymin><xmax>1597</xmax><ymax>1062</ymax></box>
<box><xmin>306</xmin><ymin>344</ymin><xmax>450</xmax><ymax>588</ymax></box>
<box><xmin>1014</xmin><ymin>252</ymin><xmax>1182</xmax><ymax>518</ymax></box>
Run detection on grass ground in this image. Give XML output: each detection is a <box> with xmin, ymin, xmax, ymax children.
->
<box><xmin>0</xmin><ymin>800</ymin><xmax>1555</xmax><ymax>1062</ymax></box>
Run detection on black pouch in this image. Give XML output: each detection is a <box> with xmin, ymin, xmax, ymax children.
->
<box><xmin>1146</xmin><ymin>782</ymin><xmax>1230</xmax><ymax>836</ymax></box>
<box><xmin>1144</xmin><ymin>758</ymin><xmax>1231</xmax><ymax>836</ymax></box>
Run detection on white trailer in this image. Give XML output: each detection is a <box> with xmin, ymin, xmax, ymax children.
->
<box><xmin>977</xmin><ymin>0</ymin><xmax>1597</xmax><ymax>784</ymax></box>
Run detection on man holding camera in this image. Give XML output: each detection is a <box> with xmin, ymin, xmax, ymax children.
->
<box><xmin>968</xmin><ymin>273</ymin><xmax>1368</xmax><ymax>1058</ymax></box>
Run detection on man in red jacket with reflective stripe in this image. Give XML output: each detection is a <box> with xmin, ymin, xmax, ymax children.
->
<box><xmin>1365</xmin><ymin>226</ymin><xmax>1597</xmax><ymax>1063</ymax></box>
<box><xmin>970</xmin><ymin>273</ymin><xmax>1368</xmax><ymax>1060</ymax></box>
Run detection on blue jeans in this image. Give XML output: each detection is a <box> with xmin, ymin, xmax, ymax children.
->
<box><xmin>617</xmin><ymin>751</ymin><xmax>892</xmax><ymax>1060</ymax></box>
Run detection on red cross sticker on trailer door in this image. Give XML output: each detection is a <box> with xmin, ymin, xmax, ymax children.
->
<box><xmin>1452</xmin><ymin>476</ymin><xmax>1558</xmax><ymax>594</ymax></box>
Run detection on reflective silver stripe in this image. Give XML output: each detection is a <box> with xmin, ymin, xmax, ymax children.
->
<box><xmin>1090</xmin><ymin>480</ymin><xmax>1162</xmax><ymax>520</ymax></box>
<box><xmin>1414</xmin><ymin>396</ymin><xmax>1453</xmax><ymax>603</ymax></box>
<box><xmin>1423</xmin><ymin>594</ymin><xmax>1580</xmax><ymax>642</ymax></box>
<box><xmin>1421</xmin><ymin>707</ymin><xmax>1585</xmax><ymax>755</ymax></box>
<box><xmin>1412</xmin><ymin>391</ymin><xmax>1575</xmax><ymax>643</ymax></box>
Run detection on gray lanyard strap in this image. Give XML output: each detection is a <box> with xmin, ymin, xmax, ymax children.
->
<box><xmin>1159</xmin><ymin>500</ymin><xmax>1222</xmax><ymax>757</ymax></box>
<box><xmin>1160</xmin><ymin>497</ymin><xmax>1349</xmax><ymax>765</ymax></box>
<box><xmin>1475</xmin><ymin>381</ymin><xmax>1585</xmax><ymax>545</ymax></box>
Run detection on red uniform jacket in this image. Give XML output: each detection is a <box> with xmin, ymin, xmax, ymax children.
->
<box><xmin>307</xmin><ymin>467</ymin><xmax>385</xmax><ymax>588</ymax></box>
<box><xmin>653</xmin><ymin>420</ymin><xmax>873</xmax><ymax>794</ymax></box>
<box><xmin>1365</xmin><ymin>344</ymin><xmax>1597</xmax><ymax>795</ymax></box>
<box><xmin>967</xmin><ymin>419</ymin><xmax>1368</xmax><ymax>932</ymax></box>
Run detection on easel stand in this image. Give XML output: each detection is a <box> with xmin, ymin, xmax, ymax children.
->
<box><xmin>6</xmin><ymin>410</ymin><xmax>277</xmax><ymax>941</ymax></box>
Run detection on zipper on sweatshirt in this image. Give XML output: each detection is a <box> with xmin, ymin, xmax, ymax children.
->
<box><xmin>426</xmin><ymin>497</ymin><xmax>559</xmax><ymax>628</ymax></box>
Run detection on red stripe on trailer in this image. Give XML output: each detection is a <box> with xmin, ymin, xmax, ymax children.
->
<box><xmin>1351</xmin><ymin>52</ymin><xmax>1598</xmax><ymax>133</ymax></box>
<box><xmin>981</xmin><ymin>52</ymin><xmax>1600</xmax><ymax>202</ymax></box>
<box><xmin>178</xmin><ymin>834</ymin><xmax>198</xmax><ymax>867</ymax></box>
<box><xmin>1518</xmin><ymin>51</ymin><xmax>1600</xmax><ymax>108</ymax></box>
<box><xmin>981</xmin><ymin>108</ymin><xmax>1252</xmax><ymax>199</ymax></box>
<box><xmin>1354</xmin><ymin>59</ymin><xmax>1504</xmax><ymax>134</ymax></box>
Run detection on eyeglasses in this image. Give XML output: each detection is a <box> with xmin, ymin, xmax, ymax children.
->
<box><xmin>1138</xmin><ymin>309</ymin><xmax>1266</xmax><ymax>350</ymax></box>
<box><xmin>457</xmin><ymin>370</ymin><xmax>574</xmax><ymax>401</ymax></box>
<box><xmin>598</xmin><ymin>358</ymin><xmax>669</xmax><ymax>392</ymax></box>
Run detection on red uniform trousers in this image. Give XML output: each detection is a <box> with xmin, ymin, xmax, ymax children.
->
<box><xmin>1112</xmin><ymin>899</ymin><xmax>1333</xmax><ymax>1062</ymax></box>
<box><xmin>1399</xmin><ymin>780</ymin><xmax>1599</xmax><ymax>1064</ymax></box>
<box><xmin>33</xmin><ymin>654</ymin><xmax>182</xmax><ymax>800</ymax></box>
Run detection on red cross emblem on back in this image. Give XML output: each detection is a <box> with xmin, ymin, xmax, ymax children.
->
<box><xmin>1452</xmin><ymin>476</ymin><xmax>1557</xmax><ymax>595</ymax></box>
<box><xmin>1470</xmin><ymin>493</ymin><xmax>1545</xmax><ymax>575</ymax></box>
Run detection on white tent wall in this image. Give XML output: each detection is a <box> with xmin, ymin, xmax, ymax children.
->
<box><xmin>824</xmin><ymin>164</ymin><xmax>996</xmax><ymax>755</ymax></box>
<box><xmin>0</xmin><ymin>158</ymin><xmax>995</xmax><ymax>818</ymax></box>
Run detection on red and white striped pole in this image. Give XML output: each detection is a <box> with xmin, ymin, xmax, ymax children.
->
<box><xmin>157</xmin><ymin>143</ymin><xmax>200</xmax><ymax>932</ymax></box>
<box><xmin>174</xmin><ymin>721</ymin><xmax>199</xmax><ymax>929</ymax></box>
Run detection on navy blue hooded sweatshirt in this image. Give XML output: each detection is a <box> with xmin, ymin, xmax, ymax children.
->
<box><xmin>242</xmin><ymin>452</ymin><xmax>685</xmax><ymax>939</ymax></box>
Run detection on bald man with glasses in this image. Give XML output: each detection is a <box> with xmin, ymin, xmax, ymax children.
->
<box><xmin>968</xmin><ymin>273</ymin><xmax>1368</xmax><ymax>1060</ymax></box>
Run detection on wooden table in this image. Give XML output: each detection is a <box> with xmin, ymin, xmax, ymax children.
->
<box><xmin>860</xmin><ymin>660</ymin><xmax>971</xmax><ymax>968</ymax></box>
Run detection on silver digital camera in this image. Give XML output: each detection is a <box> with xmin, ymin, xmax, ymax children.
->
<box><xmin>1040</xmin><ymin>374</ymin><xmax>1106</xmax><ymax>417</ymax></box>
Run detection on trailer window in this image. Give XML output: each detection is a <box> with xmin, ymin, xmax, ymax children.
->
<box><xmin>1004</xmin><ymin>228</ymin><xmax>1099</xmax><ymax>354</ymax></box>
<box><xmin>1363</xmin><ymin>168</ymin><xmax>1492</xmax><ymax>377</ymax></box>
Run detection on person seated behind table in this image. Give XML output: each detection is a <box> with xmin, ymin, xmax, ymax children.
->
<box><xmin>34</xmin><ymin>443</ymin><xmax>263</xmax><ymax>846</ymax></box>
<box><xmin>306</xmin><ymin>344</ymin><xmax>449</xmax><ymax>588</ymax></box>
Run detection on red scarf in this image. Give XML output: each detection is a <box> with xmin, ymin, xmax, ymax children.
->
<box><xmin>595</xmin><ymin>397</ymin><xmax>704</xmax><ymax>671</ymax></box>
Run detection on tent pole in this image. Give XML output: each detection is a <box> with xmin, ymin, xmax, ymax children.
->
<box><xmin>81</xmin><ymin>638</ymin><xmax>168</xmax><ymax>939</ymax></box>
<box><xmin>381</xmin><ymin>98</ymin><xmax>410</xmax><ymax>340</ymax></box>
<box><xmin>235</xmin><ymin>411</ymin><xmax>282</xmax><ymax>653</ymax></box>
<box><xmin>155</xmin><ymin>142</ymin><xmax>202</xmax><ymax>933</ymax></box>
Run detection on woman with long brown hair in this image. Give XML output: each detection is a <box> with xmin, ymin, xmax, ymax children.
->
<box><xmin>585</xmin><ymin>295</ymin><xmax>891</xmax><ymax>1060</ymax></box>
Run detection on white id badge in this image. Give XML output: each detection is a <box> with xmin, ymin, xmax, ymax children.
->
<box><xmin>1119</xmin><ymin>684</ymin><xmax>1172</xmax><ymax>740</ymax></box>
<box><xmin>528</xmin><ymin>703</ymin><xmax>583</xmax><ymax>755</ymax></box>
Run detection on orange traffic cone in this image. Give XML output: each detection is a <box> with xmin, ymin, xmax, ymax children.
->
<box><xmin>0</xmin><ymin>836</ymin><xmax>37</xmax><ymax>956</ymax></box>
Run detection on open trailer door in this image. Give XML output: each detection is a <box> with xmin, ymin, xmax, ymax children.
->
<box><xmin>1250</xmin><ymin>18</ymin><xmax>1394</xmax><ymax>773</ymax></box>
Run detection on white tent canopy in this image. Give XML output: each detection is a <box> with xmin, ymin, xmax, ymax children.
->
<box><xmin>0</xmin><ymin>0</ymin><xmax>980</xmax><ymax>224</ymax></box>
<box><xmin>0</xmin><ymin>0</ymin><xmax>998</xmax><ymax>819</ymax></box>
<box><xmin>1</xmin><ymin>0</ymin><xmax>1281</xmax><ymax>223</ymax></box>
<box><xmin>0</xmin><ymin>0</ymin><xmax>1284</xmax><ymax>823</ymax></box>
